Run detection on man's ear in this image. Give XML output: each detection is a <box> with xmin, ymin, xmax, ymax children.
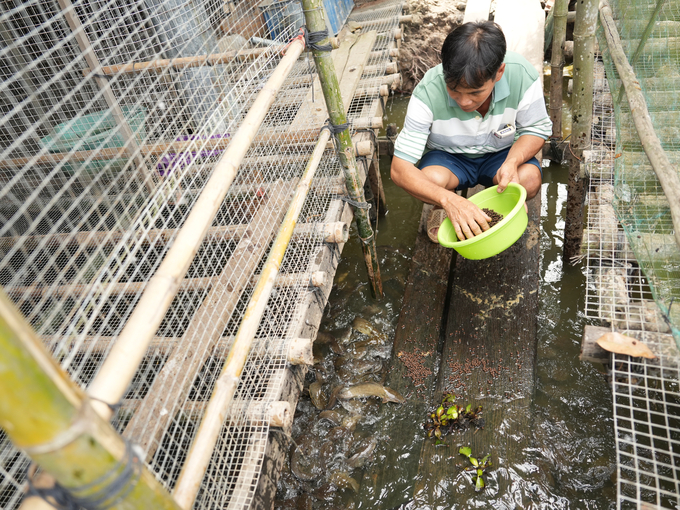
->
<box><xmin>495</xmin><ymin>63</ymin><xmax>506</xmax><ymax>83</ymax></box>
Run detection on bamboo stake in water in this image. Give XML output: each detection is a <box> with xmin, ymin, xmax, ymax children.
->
<box><xmin>563</xmin><ymin>0</ymin><xmax>598</xmax><ymax>262</ymax></box>
<box><xmin>172</xmin><ymin>128</ymin><xmax>332</xmax><ymax>510</ymax></box>
<box><xmin>599</xmin><ymin>0</ymin><xmax>680</xmax><ymax>252</ymax></box>
<box><xmin>86</xmin><ymin>38</ymin><xmax>306</xmax><ymax>419</ymax></box>
<box><xmin>301</xmin><ymin>0</ymin><xmax>383</xmax><ymax>299</ymax></box>
<box><xmin>550</xmin><ymin>0</ymin><xmax>568</xmax><ymax>139</ymax></box>
<box><xmin>0</xmin><ymin>289</ymin><xmax>182</xmax><ymax>510</ymax></box>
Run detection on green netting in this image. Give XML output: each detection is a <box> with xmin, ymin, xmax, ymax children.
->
<box><xmin>596</xmin><ymin>0</ymin><xmax>680</xmax><ymax>348</ymax></box>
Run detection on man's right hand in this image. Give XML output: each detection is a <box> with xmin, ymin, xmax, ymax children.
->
<box><xmin>390</xmin><ymin>157</ymin><xmax>492</xmax><ymax>240</ymax></box>
<box><xmin>441</xmin><ymin>192</ymin><xmax>492</xmax><ymax>241</ymax></box>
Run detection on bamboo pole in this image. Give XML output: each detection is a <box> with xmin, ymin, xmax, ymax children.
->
<box><xmin>301</xmin><ymin>0</ymin><xmax>383</xmax><ymax>299</ymax></box>
<box><xmin>172</xmin><ymin>122</ymin><xmax>333</xmax><ymax>510</ymax></box>
<box><xmin>80</xmin><ymin>46</ymin><xmax>281</xmax><ymax>76</ymax></box>
<box><xmin>550</xmin><ymin>0</ymin><xmax>568</xmax><ymax>139</ymax></box>
<box><xmin>563</xmin><ymin>0</ymin><xmax>598</xmax><ymax>262</ymax></box>
<box><xmin>0</xmin><ymin>217</ymin><xmax>347</xmax><ymax>253</ymax></box>
<box><xmin>0</xmin><ymin>119</ymin><xmax>379</xmax><ymax>171</ymax></box>
<box><xmin>0</xmin><ymin>289</ymin><xmax>182</xmax><ymax>510</ymax></box>
<box><xmin>599</xmin><ymin>0</ymin><xmax>680</xmax><ymax>252</ymax></box>
<box><xmin>85</xmin><ymin>38</ymin><xmax>306</xmax><ymax>419</ymax></box>
<box><xmin>10</xmin><ymin>270</ymin><xmax>328</xmax><ymax>300</ymax></box>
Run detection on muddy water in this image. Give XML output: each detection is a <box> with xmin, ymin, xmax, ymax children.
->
<box><xmin>274</xmin><ymin>96</ymin><xmax>616</xmax><ymax>509</ymax></box>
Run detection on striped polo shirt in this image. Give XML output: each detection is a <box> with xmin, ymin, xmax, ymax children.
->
<box><xmin>394</xmin><ymin>51</ymin><xmax>552</xmax><ymax>163</ymax></box>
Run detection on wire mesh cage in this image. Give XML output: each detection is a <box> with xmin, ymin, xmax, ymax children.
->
<box><xmin>595</xmin><ymin>0</ymin><xmax>680</xmax><ymax>346</ymax></box>
<box><xmin>0</xmin><ymin>0</ymin><xmax>404</xmax><ymax>507</ymax></box>
<box><xmin>584</xmin><ymin>6</ymin><xmax>680</xmax><ymax>508</ymax></box>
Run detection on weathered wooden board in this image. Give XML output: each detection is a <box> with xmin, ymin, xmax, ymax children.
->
<box><xmin>359</xmin><ymin>204</ymin><xmax>453</xmax><ymax>509</ymax></box>
<box><xmin>413</xmin><ymin>194</ymin><xmax>541</xmax><ymax>507</ymax></box>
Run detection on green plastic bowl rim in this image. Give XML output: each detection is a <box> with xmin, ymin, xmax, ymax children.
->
<box><xmin>443</xmin><ymin>182</ymin><xmax>527</xmax><ymax>247</ymax></box>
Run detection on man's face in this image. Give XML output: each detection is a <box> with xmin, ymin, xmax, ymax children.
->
<box><xmin>445</xmin><ymin>64</ymin><xmax>505</xmax><ymax>113</ymax></box>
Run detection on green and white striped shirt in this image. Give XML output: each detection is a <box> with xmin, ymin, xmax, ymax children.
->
<box><xmin>394</xmin><ymin>51</ymin><xmax>552</xmax><ymax>163</ymax></box>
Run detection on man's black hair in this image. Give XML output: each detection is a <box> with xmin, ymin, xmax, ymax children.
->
<box><xmin>441</xmin><ymin>21</ymin><xmax>507</xmax><ymax>89</ymax></box>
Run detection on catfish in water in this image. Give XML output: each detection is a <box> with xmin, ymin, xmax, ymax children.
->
<box><xmin>330</xmin><ymin>382</ymin><xmax>405</xmax><ymax>406</ymax></box>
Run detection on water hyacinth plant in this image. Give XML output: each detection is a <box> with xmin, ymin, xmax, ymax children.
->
<box><xmin>423</xmin><ymin>393</ymin><xmax>484</xmax><ymax>445</ymax></box>
<box><xmin>459</xmin><ymin>446</ymin><xmax>492</xmax><ymax>491</ymax></box>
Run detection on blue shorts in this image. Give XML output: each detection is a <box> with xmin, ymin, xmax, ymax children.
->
<box><xmin>418</xmin><ymin>148</ymin><xmax>542</xmax><ymax>189</ymax></box>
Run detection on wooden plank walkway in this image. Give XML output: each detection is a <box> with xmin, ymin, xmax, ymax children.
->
<box><xmin>413</xmin><ymin>195</ymin><xmax>541</xmax><ymax>506</ymax></box>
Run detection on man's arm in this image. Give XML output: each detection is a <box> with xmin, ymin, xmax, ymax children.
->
<box><xmin>495</xmin><ymin>134</ymin><xmax>545</xmax><ymax>193</ymax></box>
<box><xmin>391</xmin><ymin>156</ymin><xmax>491</xmax><ymax>240</ymax></box>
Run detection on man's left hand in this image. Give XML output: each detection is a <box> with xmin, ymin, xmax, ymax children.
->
<box><xmin>495</xmin><ymin>160</ymin><xmax>520</xmax><ymax>193</ymax></box>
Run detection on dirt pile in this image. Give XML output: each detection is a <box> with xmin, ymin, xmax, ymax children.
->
<box><xmin>398</xmin><ymin>0</ymin><xmax>464</xmax><ymax>92</ymax></box>
<box><xmin>398</xmin><ymin>0</ymin><xmax>502</xmax><ymax>92</ymax></box>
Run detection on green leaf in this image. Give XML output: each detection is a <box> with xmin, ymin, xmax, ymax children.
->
<box><xmin>434</xmin><ymin>428</ymin><xmax>442</xmax><ymax>439</ymax></box>
<box><xmin>466</xmin><ymin>403</ymin><xmax>472</xmax><ymax>413</ymax></box>
<box><xmin>470</xmin><ymin>456</ymin><xmax>479</xmax><ymax>467</ymax></box>
<box><xmin>481</xmin><ymin>454</ymin><xmax>491</xmax><ymax>466</ymax></box>
<box><xmin>459</xmin><ymin>446</ymin><xmax>471</xmax><ymax>457</ymax></box>
<box><xmin>446</xmin><ymin>406</ymin><xmax>458</xmax><ymax>419</ymax></box>
<box><xmin>475</xmin><ymin>472</ymin><xmax>485</xmax><ymax>491</ymax></box>
<box><xmin>444</xmin><ymin>394</ymin><xmax>456</xmax><ymax>403</ymax></box>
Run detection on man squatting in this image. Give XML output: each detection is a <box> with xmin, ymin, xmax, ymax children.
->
<box><xmin>391</xmin><ymin>21</ymin><xmax>552</xmax><ymax>242</ymax></box>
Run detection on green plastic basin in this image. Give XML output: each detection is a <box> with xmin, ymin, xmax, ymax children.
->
<box><xmin>437</xmin><ymin>183</ymin><xmax>528</xmax><ymax>259</ymax></box>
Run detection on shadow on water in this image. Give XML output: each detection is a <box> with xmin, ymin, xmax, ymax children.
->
<box><xmin>274</xmin><ymin>96</ymin><xmax>617</xmax><ymax>509</ymax></box>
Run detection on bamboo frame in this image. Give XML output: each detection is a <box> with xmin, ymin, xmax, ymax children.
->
<box><xmin>0</xmin><ymin>117</ymin><xmax>382</xmax><ymax>170</ymax></box>
<box><xmin>599</xmin><ymin>0</ymin><xmax>680</xmax><ymax>251</ymax></box>
<box><xmin>48</xmin><ymin>334</ymin><xmax>313</xmax><ymax>364</ymax></box>
<box><xmin>0</xmin><ymin>289</ymin><xmax>182</xmax><ymax>510</ymax></box>
<box><xmin>85</xmin><ymin>38</ymin><xmax>306</xmax><ymax>419</ymax></box>
<box><xmin>121</xmin><ymin>180</ymin><xmax>295</xmax><ymax>456</ymax></box>
<box><xmin>172</xmin><ymin>120</ymin><xmax>333</xmax><ymax>510</ymax></box>
<box><xmin>0</xmin><ymin>218</ymin><xmax>347</xmax><ymax>254</ymax></box>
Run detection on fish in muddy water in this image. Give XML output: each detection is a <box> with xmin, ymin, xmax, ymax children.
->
<box><xmin>314</xmin><ymin>331</ymin><xmax>344</xmax><ymax>354</ymax></box>
<box><xmin>308</xmin><ymin>381</ymin><xmax>328</xmax><ymax>410</ymax></box>
<box><xmin>328</xmin><ymin>471</ymin><xmax>360</xmax><ymax>492</ymax></box>
<box><xmin>335</xmin><ymin>358</ymin><xmax>382</xmax><ymax>381</ymax></box>
<box><xmin>332</xmin><ymin>382</ymin><xmax>405</xmax><ymax>405</ymax></box>
<box><xmin>347</xmin><ymin>437</ymin><xmax>378</xmax><ymax>469</ymax></box>
<box><xmin>290</xmin><ymin>436</ymin><xmax>323</xmax><ymax>482</ymax></box>
<box><xmin>317</xmin><ymin>409</ymin><xmax>344</xmax><ymax>426</ymax></box>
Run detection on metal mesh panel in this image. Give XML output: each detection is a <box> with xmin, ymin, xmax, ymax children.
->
<box><xmin>595</xmin><ymin>0</ymin><xmax>680</xmax><ymax>346</ymax></box>
<box><xmin>0</xmin><ymin>0</ymin><xmax>403</xmax><ymax>508</ymax></box>
<box><xmin>584</xmin><ymin>45</ymin><xmax>680</xmax><ymax>510</ymax></box>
